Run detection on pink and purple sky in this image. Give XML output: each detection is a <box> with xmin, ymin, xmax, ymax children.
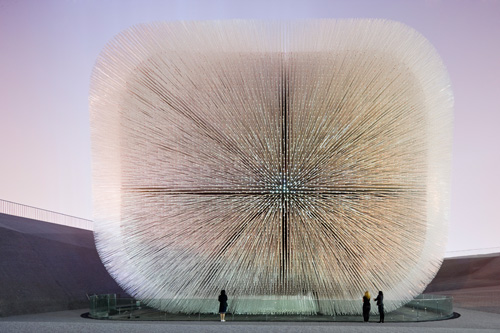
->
<box><xmin>1</xmin><ymin>0</ymin><xmax>499</xmax><ymax>256</ymax></box>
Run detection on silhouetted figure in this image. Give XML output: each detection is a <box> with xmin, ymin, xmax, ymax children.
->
<box><xmin>218</xmin><ymin>290</ymin><xmax>228</xmax><ymax>322</ymax></box>
<box><xmin>362</xmin><ymin>291</ymin><xmax>371</xmax><ymax>322</ymax></box>
<box><xmin>374</xmin><ymin>290</ymin><xmax>384</xmax><ymax>323</ymax></box>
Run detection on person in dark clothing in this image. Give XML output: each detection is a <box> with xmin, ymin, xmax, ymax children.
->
<box><xmin>374</xmin><ymin>290</ymin><xmax>384</xmax><ymax>323</ymax></box>
<box><xmin>218</xmin><ymin>290</ymin><xmax>228</xmax><ymax>322</ymax></box>
<box><xmin>362</xmin><ymin>291</ymin><xmax>371</xmax><ymax>322</ymax></box>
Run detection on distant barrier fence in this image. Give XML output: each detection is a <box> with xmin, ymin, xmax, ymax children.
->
<box><xmin>0</xmin><ymin>199</ymin><xmax>93</xmax><ymax>231</ymax></box>
<box><xmin>445</xmin><ymin>247</ymin><xmax>500</xmax><ymax>258</ymax></box>
<box><xmin>1</xmin><ymin>197</ymin><xmax>496</xmax><ymax>257</ymax></box>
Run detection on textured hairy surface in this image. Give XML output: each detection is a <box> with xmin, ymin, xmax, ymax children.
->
<box><xmin>90</xmin><ymin>20</ymin><xmax>453</xmax><ymax>315</ymax></box>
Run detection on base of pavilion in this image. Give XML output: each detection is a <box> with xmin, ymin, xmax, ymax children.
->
<box><xmin>87</xmin><ymin>294</ymin><xmax>455</xmax><ymax>322</ymax></box>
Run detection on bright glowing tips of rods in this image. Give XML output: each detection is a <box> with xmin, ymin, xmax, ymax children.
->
<box><xmin>90</xmin><ymin>20</ymin><xmax>453</xmax><ymax>315</ymax></box>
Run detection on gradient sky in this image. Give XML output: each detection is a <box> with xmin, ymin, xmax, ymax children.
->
<box><xmin>1</xmin><ymin>0</ymin><xmax>499</xmax><ymax>256</ymax></box>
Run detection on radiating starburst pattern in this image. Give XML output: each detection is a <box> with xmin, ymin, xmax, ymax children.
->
<box><xmin>90</xmin><ymin>20</ymin><xmax>453</xmax><ymax>315</ymax></box>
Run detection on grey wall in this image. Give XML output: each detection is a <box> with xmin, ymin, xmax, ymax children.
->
<box><xmin>0</xmin><ymin>213</ymin><xmax>125</xmax><ymax>317</ymax></box>
<box><xmin>424</xmin><ymin>254</ymin><xmax>500</xmax><ymax>293</ymax></box>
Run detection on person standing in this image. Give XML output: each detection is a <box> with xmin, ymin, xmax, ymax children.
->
<box><xmin>374</xmin><ymin>290</ymin><xmax>384</xmax><ymax>323</ymax></box>
<box><xmin>218</xmin><ymin>290</ymin><xmax>228</xmax><ymax>322</ymax></box>
<box><xmin>362</xmin><ymin>291</ymin><xmax>371</xmax><ymax>322</ymax></box>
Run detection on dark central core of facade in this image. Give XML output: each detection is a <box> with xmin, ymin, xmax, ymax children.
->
<box><xmin>125</xmin><ymin>59</ymin><xmax>422</xmax><ymax>290</ymax></box>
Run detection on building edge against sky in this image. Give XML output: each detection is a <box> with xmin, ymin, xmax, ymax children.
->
<box><xmin>89</xmin><ymin>19</ymin><xmax>452</xmax><ymax>315</ymax></box>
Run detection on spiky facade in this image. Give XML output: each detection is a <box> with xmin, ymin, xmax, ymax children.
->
<box><xmin>90</xmin><ymin>20</ymin><xmax>453</xmax><ymax>315</ymax></box>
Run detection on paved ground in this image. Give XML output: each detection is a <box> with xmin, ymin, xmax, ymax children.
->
<box><xmin>1</xmin><ymin>307</ymin><xmax>499</xmax><ymax>333</ymax></box>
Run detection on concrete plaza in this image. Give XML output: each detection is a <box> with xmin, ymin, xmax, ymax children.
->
<box><xmin>1</xmin><ymin>307</ymin><xmax>499</xmax><ymax>333</ymax></box>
